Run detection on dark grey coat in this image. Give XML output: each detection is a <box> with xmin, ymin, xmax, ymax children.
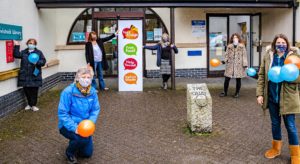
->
<box><xmin>13</xmin><ymin>45</ymin><xmax>46</xmax><ymax>87</ymax></box>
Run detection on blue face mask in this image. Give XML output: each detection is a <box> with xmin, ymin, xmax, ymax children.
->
<box><xmin>275</xmin><ymin>45</ymin><xmax>287</xmax><ymax>53</ymax></box>
<box><xmin>28</xmin><ymin>44</ymin><xmax>36</xmax><ymax>50</ymax></box>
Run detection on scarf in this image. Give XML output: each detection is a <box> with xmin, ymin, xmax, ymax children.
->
<box><xmin>75</xmin><ymin>82</ymin><xmax>91</xmax><ymax>96</ymax></box>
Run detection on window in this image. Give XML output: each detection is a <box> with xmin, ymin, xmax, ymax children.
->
<box><xmin>144</xmin><ymin>9</ymin><xmax>167</xmax><ymax>42</ymax></box>
<box><xmin>67</xmin><ymin>8</ymin><xmax>92</xmax><ymax>44</ymax></box>
<box><xmin>67</xmin><ymin>8</ymin><xmax>167</xmax><ymax>45</ymax></box>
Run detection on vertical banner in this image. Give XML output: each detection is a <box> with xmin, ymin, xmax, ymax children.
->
<box><xmin>6</xmin><ymin>40</ymin><xmax>14</xmax><ymax>63</ymax></box>
<box><xmin>118</xmin><ymin>20</ymin><xmax>143</xmax><ymax>91</ymax></box>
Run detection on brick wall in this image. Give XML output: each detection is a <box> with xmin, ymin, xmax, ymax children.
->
<box><xmin>146</xmin><ymin>68</ymin><xmax>207</xmax><ymax>78</ymax></box>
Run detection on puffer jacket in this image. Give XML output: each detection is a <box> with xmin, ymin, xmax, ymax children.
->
<box><xmin>13</xmin><ymin>46</ymin><xmax>46</xmax><ymax>87</ymax></box>
<box><xmin>58</xmin><ymin>83</ymin><xmax>100</xmax><ymax>132</ymax></box>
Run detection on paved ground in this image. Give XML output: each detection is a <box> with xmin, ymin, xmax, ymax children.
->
<box><xmin>0</xmin><ymin>77</ymin><xmax>299</xmax><ymax>164</ymax></box>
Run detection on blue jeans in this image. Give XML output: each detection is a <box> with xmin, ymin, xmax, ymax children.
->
<box><xmin>92</xmin><ymin>61</ymin><xmax>106</xmax><ymax>90</ymax></box>
<box><xmin>59</xmin><ymin>127</ymin><xmax>93</xmax><ymax>158</ymax></box>
<box><xmin>268</xmin><ymin>100</ymin><xmax>299</xmax><ymax>145</ymax></box>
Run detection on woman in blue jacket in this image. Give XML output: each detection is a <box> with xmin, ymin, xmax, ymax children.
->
<box><xmin>58</xmin><ymin>67</ymin><xmax>100</xmax><ymax>164</ymax></box>
<box><xmin>144</xmin><ymin>33</ymin><xmax>178</xmax><ymax>89</ymax></box>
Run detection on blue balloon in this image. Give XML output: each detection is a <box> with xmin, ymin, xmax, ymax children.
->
<box><xmin>247</xmin><ymin>68</ymin><xmax>257</xmax><ymax>77</ymax></box>
<box><xmin>268</xmin><ymin>66</ymin><xmax>283</xmax><ymax>83</ymax></box>
<box><xmin>280</xmin><ymin>64</ymin><xmax>299</xmax><ymax>82</ymax></box>
<box><xmin>28</xmin><ymin>53</ymin><xmax>39</xmax><ymax>64</ymax></box>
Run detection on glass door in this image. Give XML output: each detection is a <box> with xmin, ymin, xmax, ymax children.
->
<box><xmin>229</xmin><ymin>15</ymin><xmax>251</xmax><ymax>67</ymax></box>
<box><xmin>207</xmin><ymin>16</ymin><xmax>228</xmax><ymax>77</ymax></box>
<box><xmin>250</xmin><ymin>14</ymin><xmax>262</xmax><ymax>69</ymax></box>
<box><xmin>95</xmin><ymin>19</ymin><xmax>118</xmax><ymax>77</ymax></box>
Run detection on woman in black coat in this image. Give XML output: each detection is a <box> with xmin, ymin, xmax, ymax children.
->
<box><xmin>85</xmin><ymin>31</ymin><xmax>117</xmax><ymax>91</ymax></box>
<box><xmin>13</xmin><ymin>39</ymin><xmax>46</xmax><ymax>111</ymax></box>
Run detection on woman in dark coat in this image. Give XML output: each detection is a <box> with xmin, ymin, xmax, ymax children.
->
<box><xmin>256</xmin><ymin>34</ymin><xmax>300</xmax><ymax>163</ymax></box>
<box><xmin>85</xmin><ymin>31</ymin><xmax>117</xmax><ymax>91</ymax></box>
<box><xmin>143</xmin><ymin>33</ymin><xmax>178</xmax><ymax>89</ymax></box>
<box><xmin>13</xmin><ymin>39</ymin><xmax>46</xmax><ymax>111</ymax></box>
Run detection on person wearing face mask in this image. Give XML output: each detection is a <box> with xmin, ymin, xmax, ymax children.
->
<box><xmin>256</xmin><ymin>34</ymin><xmax>300</xmax><ymax>163</ymax></box>
<box><xmin>85</xmin><ymin>31</ymin><xmax>118</xmax><ymax>91</ymax></box>
<box><xmin>219</xmin><ymin>33</ymin><xmax>248</xmax><ymax>98</ymax></box>
<box><xmin>13</xmin><ymin>39</ymin><xmax>46</xmax><ymax>111</ymax></box>
<box><xmin>58</xmin><ymin>66</ymin><xmax>100</xmax><ymax>164</ymax></box>
<box><xmin>143</xmin><ymin>33</ymin><xmax>178</xmax><ymax>89</ymax></box>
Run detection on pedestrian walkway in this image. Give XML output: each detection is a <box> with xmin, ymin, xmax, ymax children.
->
<box><xmin>0</xmin><ymin>77</ymin><xmax>296</xmax><ymax>163</ymax></box>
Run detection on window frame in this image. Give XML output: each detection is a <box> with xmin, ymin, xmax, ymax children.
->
<box><xmin>66</xmin><ymin>8</ymin><xmax>168</xmax><ymax>45</ymax></box>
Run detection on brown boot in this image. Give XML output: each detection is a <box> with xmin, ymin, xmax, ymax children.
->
<box><xmin>289</xmin><ymin>145</ymin><xmax>300</xmax><ymax>164</ymax></box>
<box><xmin>265</xmin><ymin>140</ymin><xmax>282</xmax><ymax>159</ymax></box>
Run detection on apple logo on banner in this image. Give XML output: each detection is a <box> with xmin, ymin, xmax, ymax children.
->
<box><xmin>122</xmin><ymin>25</ymin><xmax>138</xmax><ymax>39</ymax></box>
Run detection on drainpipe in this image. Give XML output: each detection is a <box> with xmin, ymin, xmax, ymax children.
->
<box><xmin>293</xmin><ymin>0</ymin><xmax>299</xmax><ymax>46</ymax></box>
<box><xmin>170</xmin><ymin>8</ymin><xmax>176</xmax><ymax>90</ymax></box>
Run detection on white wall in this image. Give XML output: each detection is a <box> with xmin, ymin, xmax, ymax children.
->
<box><xmin>55</xmin><ymin>9</ymin><xmax>85</xmax><ymax>45</ymax></box>
<box><xmin>145</xmin><ymin>48</ymin><xmax>206</xmax><ymax>70</ymax></box>
<box><xmin>261</xmin><ymin>9</ymin><xmax>293</xmax><ymax>42</ymax></box>
<box><xmin>57</xmin><ymin>50</ymin><xmax>86</xmax><ymax>72</ymax></box>
<box><xmin>152</xmin><ymin>8</ymin><xmax>170</xmax><ymax>34</ymax></box>
<box><xmin>38</xmin><ymin>9</ymin><xmax>57</xmax><ymax>61</ymax></box>
<box><xmin>0</xmin><ymin>0</ymin><xmax>57</xmax><ymax>97</ymax></box>
<box><xmin>174</xmin><ymin>8</ymin><xmax>206</xmax><ymax>44</ymax></box>
<box><xmin>0</xmin><ymin>0</ymin><xmax>39</xmax><ymax>72</ymax></box>
<box><xmin>176</xmin><ymin>48</ymin><xmax>207</xmax><ymax>69</ymax></box>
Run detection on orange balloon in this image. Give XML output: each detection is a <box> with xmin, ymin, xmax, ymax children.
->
<box><xmin>210</xmin><ymin>58</ymin><xmax>221</xmax><ymax>67</ymax></box>
<box><xmin>77</xmin><ymin>120</ymin><xmax>95</xmax><ymax>137</ymax></box>
<box><xmin>284</xmin><ymin>55</ymin><xmax>300</xmax><ymax>69</ymax></box>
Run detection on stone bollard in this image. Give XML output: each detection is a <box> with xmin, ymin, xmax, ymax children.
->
<box><xmin>187</xmin><ymin>83</ymin><xmax>212</xmax><ymax>133</ymax></box>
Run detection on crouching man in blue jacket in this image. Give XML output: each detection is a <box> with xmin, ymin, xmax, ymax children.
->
<box><xmin>58</xmin><ymin>66</ymin><xmax>100</xmax><ymax>164</ymax></box>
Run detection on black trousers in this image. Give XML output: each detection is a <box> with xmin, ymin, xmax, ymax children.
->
<box><xmin>223</xmin><ymin>77</ymin><xmax>241</xmax><ymax>94</ymax></box>
<box><xmin>162</xmin><ymin>74</ymin><xmax>171</xmax><ymax>83</ymax></box>
<box><xmin>23</xmin><ymin>87</ymin><xmax>39</xmax><ymax>106</ymax></box>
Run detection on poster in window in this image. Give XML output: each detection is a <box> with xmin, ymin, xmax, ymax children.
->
<box><xmin>86</xmin><ymin>25</ymin><xmax>92</xmax><ymax>32</ymax></box>
<box><xmin>85</xmin><ymin>32</ymin><xmax>89</xmax><ymax>42</ymax></box>
<box><xmin>154</xmin><ymin>28</ymin><xmax>162</xmax><ymax>41</ymax></box>
<box><xmin>216</xmin><ymin>47</ymin><xmax>223</xmax><ymax>56</ymax></box>
<box><xmin>146</xmin><ymin>31</ymin><xmax>154</xmax><ymax>41</ymax></box>
<box><xmin>191</xmin><ymin>20</ymin><xmax>206</xmax><ymax>37</ymax></box>
<box><xmin>72</xmin><ymin>32</ymin><xmax>85</xmax><ymax>42</ymax></box>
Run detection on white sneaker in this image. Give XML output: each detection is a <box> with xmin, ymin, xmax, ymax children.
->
<box><xmin>163</xmin><ymin>82</ymin><xmax>168</xmax><ymax>90</ymax></box>
<box><xmin>31</xmin><ymin>106</ymin><xmax>39</xmax><ymax>112</ymax></box>
<box><xmin>25</xmin><ymin>105</ymin><xmax>31</xmax><ymax>110</ymax></box>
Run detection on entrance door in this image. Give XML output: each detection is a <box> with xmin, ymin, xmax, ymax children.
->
<box><xmin>207</xmin><ymin>16</ymin><xmax>228</xmax><ymax>77</ymax></box>
<box><xmin>92</xmin><ymin>11</ymin><xmax>144</xmax><ymax>77</ymax></box>
<box><xmin>207</xmin><ymin>14</ymin><xmax>261</xmax><ymax>77</ymax></box>
<box><xmin>94</xmin><ymin>19</ymin><xmax>118</xmax><ymax>77</ymax></box>
<box><xmin>250</xmin><ymin>14</ymin><xmax>262</xmax><ymax>69</ymax></box>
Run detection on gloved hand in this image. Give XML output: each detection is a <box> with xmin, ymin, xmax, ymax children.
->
<box><xmin>221</xmin><ymin>61</ymin><xmax>226</xmax><ymax>64</ymax></box>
